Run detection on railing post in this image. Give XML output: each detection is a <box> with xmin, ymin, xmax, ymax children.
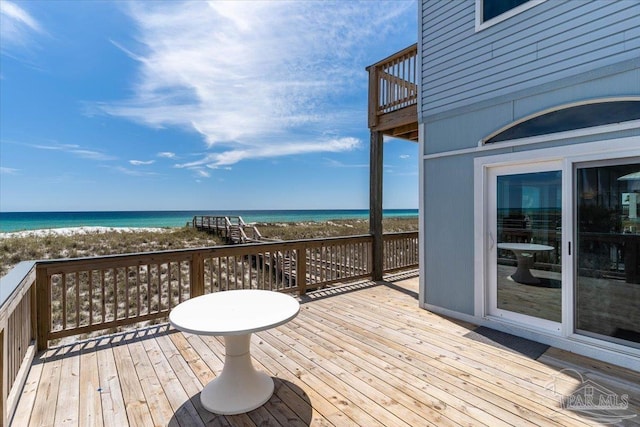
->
<box><xmin>35</xmin><ymin>266</ymin><xmax>50</xmax><ymax>352</ymax></box>
<box><xmin>367</xmin><ymin>64</ymin><xmax>380</xmax><ymax>128</ymax></box>
<box><xmin>296</xmin><ymin>247</ymin><xmax>307</xmax><ymax>296</ymax></box>
<box><xmin>191</xmin><ymin>252</ymin><xmax>205</xmax><ymax>298</ymax></box>
<box><xmin>370</xmin><ymin>130</ymin><xmax>384</xmax><ymax>281</ymax></box>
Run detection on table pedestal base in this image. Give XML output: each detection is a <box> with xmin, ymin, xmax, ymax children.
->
<box><xmin>510</xmin><ymin>252</ymin><xmax>540</xmax><ymax>285</ymax></box>
<box><xmin>201</xmin><ymin>334</ymin><xmax>274</xmax><ymax>415</ymax></box>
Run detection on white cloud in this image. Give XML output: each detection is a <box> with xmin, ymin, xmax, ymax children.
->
<box><xmin>111</xmin><ymin>166</ymin><xmax>158</xmax><ymax>176</ymax></box>
<box><xmin>0</xmin><ymin>2</ymin><xmax>44</xmax><ymax>55</ymax></box>
<box><xmin>129</xmin><ymin>159</ymin><xmax>155</xmax><ymax>166</ymax></box>
<box><xmin>0</xmin><ymin>166</ymin><xmax>19</xmax><ymax>175</ymax></box>
<box><xmin>157</xmin><ymin>151</ymin><xmax>176</xmax><ymax>159</ymax></box>
<box><xmin>194</xmin><ymin>169</ymin><xmax>210</xmax><ymax>178</ymax></box>
<box><xmin>177</xmin><ymin>137</ymin><xmax>361</xmax><ymax>168</ymax></box>
<box><xmin>399</xmin><ymin>154</ymin><xmax>410</xmax><ymax>159</ymax></box>
<box><xmin>100</xmin><ymin>1</ymin><xmax>414</xmax><ymax>166</ymax></box>
<box><xmin>33</xmin><ymin>143</ymin><xmax>116</xmax><ymax>161</ymax></box>
<box><xmin>324</xmin><ymin>158</ymin><xmax>368</xmax><ymax>168</ymax></box>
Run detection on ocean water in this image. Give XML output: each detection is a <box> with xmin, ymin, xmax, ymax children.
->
<box><xmin>0</xmin><ymin>209</ymin><xmax>418</xmax><ymax>233</ymax></box>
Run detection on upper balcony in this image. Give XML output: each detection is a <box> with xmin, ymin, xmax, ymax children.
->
<box><xmin>367</xmin><ymin>44</ymin><xmax>418</xmax><ymax>142</ymax></box>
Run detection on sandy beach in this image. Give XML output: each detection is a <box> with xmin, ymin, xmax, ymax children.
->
<box><xmin>0</xmin><ymin>226</ymin><xmax>169</xmax><ymax>239</ymax></box>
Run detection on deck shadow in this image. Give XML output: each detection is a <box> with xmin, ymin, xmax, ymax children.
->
<box><xmin>37</xmin><ymin>324</ymin><xmax>173</xmax><ymax>363</ymax></box>
<box><xmin>171</xmin><ymin>377</ymin><xmax>313</xmax><ymax>426</ymax></box>
<box><xmin>380</xmin><ymin>281</ymin><xmax>418</xmax><ymax>300</ymax></box>
<box><xmin>299</xmin><ymin>280</ymin><xmax>380</xmax><ymax>303</ymax></box>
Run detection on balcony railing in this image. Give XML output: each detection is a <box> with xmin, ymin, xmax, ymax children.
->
<box><xmin>0</xmin><ymin>231</ymin><xmax>418</xmax><ymax>425</ymax></box>
<box><xmin>367</xmin><ymin>44</ymin><xmax>418</xmax><ymax>140</ymax></box>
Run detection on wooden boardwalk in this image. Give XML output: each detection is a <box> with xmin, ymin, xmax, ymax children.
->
<box><xmin>192</xmin><ymin>216</ymin><xmax>265</xmax><ymax>244</ymax></box>
<box><xmin>13</xmin><ymin>273</ymin><xmax>640</xmax><ymax>426</ymax></box>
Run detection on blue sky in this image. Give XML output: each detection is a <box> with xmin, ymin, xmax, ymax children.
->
<box><xmin>0</xmin><ymin>1</ymin><xmax>418</xmax><ymax>212</ymax></box>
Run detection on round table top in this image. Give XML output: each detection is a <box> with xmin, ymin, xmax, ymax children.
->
<box><xmin>169</xmin><ymin>289</ymin><xmax>300</xmax><ymax>336</ymax></box>
<box><xmin>497</xmin><ymin>243</ymin><xmax>554</xmax><ymax>251</ymax></box>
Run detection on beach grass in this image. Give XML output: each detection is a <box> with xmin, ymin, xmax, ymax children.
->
<box><xmin>0</xmin><ymin>218</ymin><xmax>417</xmax><ymax>277</ymax></box>
<box><xmin>255</xmin><ymin>217</ymin><xmax>416</xmax><ymax>240</ymax></box>
<box><xmin>1</xmin><ymin>217</ymin><xmax>417</xmax><ymax>344</ymax></box>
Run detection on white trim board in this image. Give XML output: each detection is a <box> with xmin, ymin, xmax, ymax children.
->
<box><xmin>423</xmin><ymin>120</ymin><xmax>640</xmax><ymax>161</ymax></box>
<box><xmin>418</xmin><ymin>122</ymin><xmax>427</xmax><ymax>305</ymax></box>
<box><xmin>475</xmin><ymin>0</ymin><xmax>547</xmax><ymax>32</ymax></box>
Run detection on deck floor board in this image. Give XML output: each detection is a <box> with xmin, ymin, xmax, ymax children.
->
<box><xmin>12</xmin><ymin>275</ymin><xmax>640</xmax><ymax>426</ymax></box>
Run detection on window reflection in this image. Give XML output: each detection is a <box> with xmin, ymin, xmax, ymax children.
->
<box><xmin>496</xmin><ymin>171</ymin><xmax>562</xmax><ymax>322</ymax></box>
<box><xmin>486</xmin><ymin>101</ymin><xmax>640</xmax><ymax>144</ymax></box>
<box><xmin>576</xmin><ymin>162</ymin><xmax>640</xmax><ymax>348</ymax></box>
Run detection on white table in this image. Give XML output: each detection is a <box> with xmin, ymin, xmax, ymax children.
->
<box><xmin>497</xmin><ymin>243</ymin><xmax>554</xmax><ymax>285</ymax></box>
<box><xmin>169</xmin><ymin>289</ymin><xmax>300</xmax><ymax>415</ymax></box>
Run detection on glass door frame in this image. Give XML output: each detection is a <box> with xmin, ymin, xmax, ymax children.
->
<box><xmin>485</xmin><ymin>160</ymin><xmax>567</xmax><ymax>333</ymax></box>
<box><xmin>473</xmin><ymin>137</ymin><xmax>640</xmax><ymax>361</ymax></box>
<box><xmin>570</xmin><ymin>156</ymin><xmax>640</xmax><ymax>351</ymax></box>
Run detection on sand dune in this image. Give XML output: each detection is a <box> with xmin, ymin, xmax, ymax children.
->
<box><xmin>0</xmin><ymin>226</ymin><xmax>169</xmax><ymax>239</ymax></box>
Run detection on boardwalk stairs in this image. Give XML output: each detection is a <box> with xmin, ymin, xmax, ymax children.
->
<box><xmin>192</xmin><ymin>215</ymin><xmax>268</xmax><ymax>244</ymax></box>
<box><xmin>192</xmin><ymin>215</ymin><xmax>299</xmax><ymax>285</ymax></box>
<box><xmin>191</xmin><ymin>216</ymin><xmax>361</xmax><ymax>288</ymax></box>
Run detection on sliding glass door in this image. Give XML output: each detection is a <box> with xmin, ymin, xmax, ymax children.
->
<box><xmin>485</xmin><ymin>157</ymin><xmax>640</xmax><ymax>344</ymax></box>
<box><xmin>487</xmin><ymin>162</ymin><xmax>563</xmax><ymax>329</ymax></box>
<box><xmin>480</xmin><ymin>141</ymin><xmax>639</xmax><ymax>358</ymax></box>
<box><xmin>575</xmin><ymin>161</ymin><xmax>640</xmax><ymax>348</ymax></box>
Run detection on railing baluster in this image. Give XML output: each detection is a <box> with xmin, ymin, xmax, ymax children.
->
<box><xmin>112</xmin><ymin>268</ymin><xmax>117</xmax><ymax>321</ymax></box>
<box><xmin>145</xmin><ymin>264</ymin><xmax>150</xmax><ymax>314</ymax></box>
<box><xmin>216</xmin><ymin>257</ymin><xmax>222</xmax><ymax>292</ymax></box>
<box><xmin>62</xmin><ymin>273</ymin><xmax>67</xmax><ymax>331</ymax></box>
<box><xmin>136</xmin><ymin>266</ymin><xmax>141</xmax><ymax>317</ymax></box>
<box><xmin>88</xmin><ymin>270</ymin><xmax>93</xmax><ymax>325</ymax></box>
<box><xmin>233</xmin><ymin>256</ymin><xmax>238</xmax><ymax>290</ymax></box>
<box><xmin>100</xmin><ymin>270</ymin><xmax>105</xmax><ymax>323</ymax></box>
<box><xmin>125</xmin><ymin>267</ymin><xmax>130</xmax><ymax>319</ymax></box>
<box><xmin>168</xmin><ymin>262</ymin><xmax>172</xmax><ymax>311</ymax></box>
<box><xmin>29</xmin><ymin>233</ymin><xmax>415</xmax><ymax>344</ymax></box>
<box><xmin>75</xmin><ymin>271</ymin><xmax>80</xmax><ymax>328</ymax></box>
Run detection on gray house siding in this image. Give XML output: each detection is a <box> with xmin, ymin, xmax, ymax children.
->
<box><xmin>423</xmin><ymin>153</ymin><xmax>478</xmax><ymax>315</ymax></box>
<box><xmin>423</xmin><ymin>65</ymin><xmax>640</xmax><ymax>155</ymax></box>
<box><xmin>421</xmin><ymin>68</ymin><xmax>640</xmax><ymax>314</ymax></box>
<box><xmin>417</xmin><ymin>0</ymin><xmax>639</xmax><ymax>367</ymax></box>
<box><xmin>421</xmin><ymin>0</ymin><xmax>640</xmax><ymax>121</ymax></box>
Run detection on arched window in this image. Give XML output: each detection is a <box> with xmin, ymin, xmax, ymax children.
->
<box><xmin>483</xmin><ymin>99</ymin><xmax>640</xmax><ymax>144</ymax></box>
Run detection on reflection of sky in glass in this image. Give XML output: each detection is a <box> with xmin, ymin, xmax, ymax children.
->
<box><xmin>618</xmin><ymin>171</ymin><xmax>640</xmax><ymax>181</ymax></box>
<box><xmin>618</xmin><ymin>171</ymin><xmax>640</xmax><ymax>193</ymax></box>
<box><xmin>498</xmin><ymin>171</ymin><xmax>561</xmax><ymax>210</ymax></box>
<box><xmin>579</xmin><ymin>165</ymin><xmax>640</xmax><ymax>208</ymax></box>
<box><xmin>488</xmin><ymin>101</ymin><xmax>640</xmax><ymax>143</ymax></box>
<box><xmin>522</xmin><ymin>187</ymin><xmax>539</xmax><ymax>209</ymax></box>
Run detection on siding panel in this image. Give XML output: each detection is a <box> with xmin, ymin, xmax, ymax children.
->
<box><xmin>625</xmin><ymin>26</ymin><xmax>640</xmax><ymax>50</ymax></box>
<box><xmin>424</xmin><ymin>155</ymin><xmax>476</xmax><ymax>314</ymax></box>
<box><xmin>512</xmin><ymin>68</ymin><xmax>640</xmax><ymax>120</ymax></box>
<box><xmin>425</xmin><ymin>51</ymin><xmax>634</xmax><ymax>116</ymax></box>
<box><xmin>421</xmin><ymin>0</ymin><xmax>640</xmax><ymax>118</ymax></box>
<box><xmin>535</xmin><ymin>9</ymin><xmax>635</xmax><ymax>52</ymax></box>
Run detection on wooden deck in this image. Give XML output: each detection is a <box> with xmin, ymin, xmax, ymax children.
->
<box><xmin>12</xmin><ymin>273</ymin><xmax>640</xmax><ymax>426</ymax></box>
